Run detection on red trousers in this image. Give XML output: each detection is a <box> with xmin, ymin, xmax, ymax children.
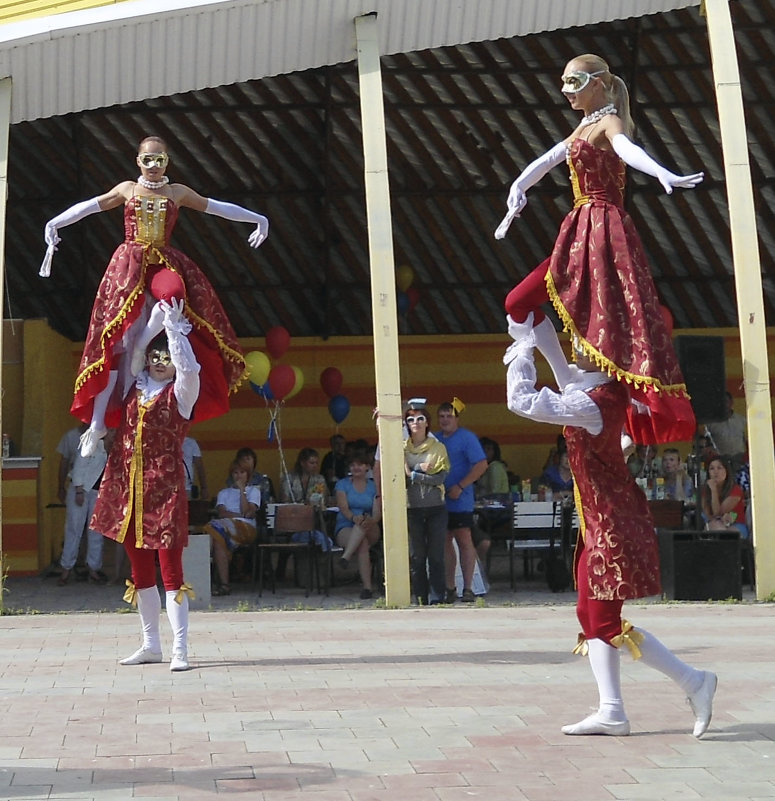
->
<box><xmin>504</xmin><ymin>263</ymin><xmax>549</xmax><ymax>324</ymax></box>
<box><xmin>575</xmin><ymin>549</ymin><xmax>624</xmax><ymax>644</ymax></box>
<box><xmin>123</xmin><ymin>539</ymin><xmax>184</xmax><ymax>591</ymax></box>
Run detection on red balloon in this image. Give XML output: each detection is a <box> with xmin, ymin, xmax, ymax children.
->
<box><xmin>268</xmin><ymin>364</ymin><xmax>296</xmax><ymax>401</ymax></box>
<box><xmin>265</xmin><ymin>326</ymin><xmax>291</xmax><ymax>359</ymax></box>
<box><xmin>320</xmin><ymin>366</ymin><xmax>343</xmax><ymax>398</ymax></box>
<box><xmin>406</xmin><ymin>286</ymin><xmax>420</xmax><ymax>311</ymax></box>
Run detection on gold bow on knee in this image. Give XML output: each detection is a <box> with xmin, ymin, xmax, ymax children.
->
<box><xmin>610</xmin><ymin>619</ymin><xmax>645</xmax><ymax>660</ymax></box>
<box><xmin>123</xmin><ymin>580</ymin><xmax>138</xmax><ymax>607</ymax></box>
<box><xmin>174</xmin><ymin>583</ymin><xmax>196</xmax><ymax>604</ymax></box>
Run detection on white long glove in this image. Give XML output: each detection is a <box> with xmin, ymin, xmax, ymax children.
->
<box><xmin>39</xmin><ymin>197</ymin><xmax>102</xmax><ymax>277</ymax></box>
<box><xmin>611</xmin><ymin>134</ymin><xmax>704</xmax><ymax>193</ymax></box>
<box><xmin>204</xmin><ymin>198</ymin><xmax>269</xmax><ymax>248</ymax></box>
<box><xmin>495</xmin><ymin>142</ymin><xmax>566</xmax><ymax>240</ymax></box>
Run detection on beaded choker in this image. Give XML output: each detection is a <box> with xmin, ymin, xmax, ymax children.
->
<box><xmin>579</xmin><ymin>104</ymin><xmax>617</xmax><ymax>127</ymax></box>
<box><xmin>137</xmin><ymin>175</ymin><xmax>170</xmax><ymax>190</ymax></box>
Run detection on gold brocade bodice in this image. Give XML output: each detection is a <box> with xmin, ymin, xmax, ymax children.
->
<box><xmin>132</xmin><ymin>196</ymin><xmax>169</xmax><ymax>247</ymax></box>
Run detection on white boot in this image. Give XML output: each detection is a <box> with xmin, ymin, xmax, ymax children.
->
<box><xmin>563</xmin><ymin>638</ymin><xmax>630</xmax><ymax>736</ymax></box>
<box><xmin>79</xmin><ymin>370</ymin><xmax>118</xmax><ymax>457</ymax></box>
<box><xmin>120</xmin><ymin>586</ymin><xmax>162</xmax><ymax>665</ymax></box>
<box><xmin>533</xmin><ymin>317</ymin><xmax>573</xmax><ymax>390</ymax></box>
<box><xmin>636</xmin><ymin>628</ymin><xmax>717</xmax><ymax>738</ymax></box>
<box><xmin>166</xmin><ymin>590</ymin><xmax>190</xmax><ymax>672</ymax></box>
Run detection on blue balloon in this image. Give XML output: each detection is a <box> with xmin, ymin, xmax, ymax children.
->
<box><xmin>250</xmin><ymin>380</ymin><xmax>274</xmax><ymax>400</ymax></box>
<box><xmin>328</xmin><ymin>394</ymin><xmax>350</xmax><ymax>424</ymax></box>
<box><xmin>397</xmin><ymin>290</ymin><xmax>410</xmax><ymax>315</ymax></box>
<box><xmin>250</xmin><ymin>381</ymin><xmax>264</xmax><ymax>395</ymax></box>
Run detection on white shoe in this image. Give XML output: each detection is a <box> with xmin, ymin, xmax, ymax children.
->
<box><xmin>79</xmin><ymin>427</ymin><xmax>106</xmax><ymax>458</ymax></box>
<box><xmin>688</xmin><ymin>671</ymin><xmax>717</xmax><ymax>738</ymax></box>
<box><xmin>562</xmin><ymin>713</ymin><xmax>630</xmax><ymax>736</ymax></box>
<box><xmin>119</xmin><ymin>647</ymin><xmax>162</xmax><ymax>665</ymax></box>
<box><xmin>170</xmin><ymin>650</ymin><xmax>190</xmax><ymax>672</ymax></box>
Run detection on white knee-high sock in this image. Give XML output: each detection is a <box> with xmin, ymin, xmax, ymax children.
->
<box><xmin>533</xmin><ymin>317</ymin><xmax>572</xmax><ymax>390</ymax></box>
<box><xmin>166</xmin><ymin>590</ymin><xmax>189</xmax><ymax>656</ymax></box>
<box><xmin>635</xmin><ymin>628</ymin><xmax>704</xmax><ymax>695</ymax></box>
<box><xmin>90</xmin><ymin>369</ymin><xmax>118</xmax><ymax>432</ymax></box>
<box><xmin>587</xmin><ymin>638</ymin><xmax>627</xmax><ymax>723</ymax></box>
<box><xmin>136</xmin><ymin>586</ymin><xmax>162</xmax><ymax>653</ymax></box>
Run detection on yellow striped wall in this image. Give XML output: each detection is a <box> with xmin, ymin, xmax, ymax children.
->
<box><xmin>0</xmin><ymin>1</ymin><xmax>130</xmax><ymax>24</ymax></box>
<box><xmin>3</xmin><ymin>318</ymin><xmax>774</xmax><ymax>569</ymax></box>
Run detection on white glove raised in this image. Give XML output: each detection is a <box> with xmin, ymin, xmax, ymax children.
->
<box><xmin>611</xmin><ymin>134</ymin><xmax>703</xmax><ymax>194</ymax></box>
<box><xmin>161</xmin><ymin>298</ymin><xmax>191</xmax><ymax>336</ymax></box>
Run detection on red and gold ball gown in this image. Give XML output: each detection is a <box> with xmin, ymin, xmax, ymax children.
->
<box><xmin>71</xmin><ymin>196</ymin><xmax>246</xmax><ymax>427</ymax></box>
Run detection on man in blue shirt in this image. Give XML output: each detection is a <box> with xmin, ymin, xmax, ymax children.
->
<box><xmin>436</xmin><ymin>400</ymin><xmax>488</xmax><ymax>602</ymax></box>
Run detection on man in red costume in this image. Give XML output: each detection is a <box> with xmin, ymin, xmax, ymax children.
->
<box><xmin>92</xmin><ymin>298</ymin><xmax>199</xmax><ymax>672</ymax></box>
<box><xmin>504</xmin><ymin>312</ymin><xmax>717</xmax><ymax>737</ymax></box>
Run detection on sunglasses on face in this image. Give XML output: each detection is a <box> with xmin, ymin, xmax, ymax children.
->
<box><xmin>138</xmin><ymin>152</ymin><xmax>169</xmax><ymax>169</ymax></box>
<box><xmin>147</xmin><ymin>350</ymin><xmax>172</xmax><ymax>366</ymax></box>
<box><xmin>560</xmin><ymin>69</ymin><xmax>605</xmax><ymax>94</ymax></box>
<box><xmin>406</xmin><ymin>415</ymin><xmax>427</xmax><ymax>424</ymax></box>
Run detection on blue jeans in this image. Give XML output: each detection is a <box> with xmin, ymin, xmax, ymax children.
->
<box><xmin>407</xmin><ymin>505</ymin><xmax>447</xmax><ymax>603</ymax></box>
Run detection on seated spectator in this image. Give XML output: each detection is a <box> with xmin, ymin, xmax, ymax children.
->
<box><xmin>205</xmin><ymin>461</ymin><xmax>261</xmax><ymax>596</ymax></box>
<box><xmin>280</xmin><ymin>448</ymin><xmax>327</xmax><ymax>507</ymax></box>
<box><xmin>334</xmin><ymin>450</ymin><xmax>381</xmax><ymax>600</ymax></box>
<box><xmin>321</xmin><ymin>434</ymin><xmax>348</xmax><ymax>495</ymax></box>
<box><xmin>661</xmin><ymin>447</ymin><xmax>694</xmax><ymax>503</ymax></box>
<box><xmin>540</xmin><ymin>450</ymin><xmax>574</xmax><ymax>497</ymax></box>
<box><xmin>541</xmin><ymin>433</ymin><xmax>566</xmax><ymax>471</ymax></box>
<box><xmin>227</xmin><ymin>446</ymin><xmax>274</xmax><ymax>503</ymax></box>
<box><xmin>627</xmin><ymin>444</ymin><xmax>659</xmax><ymax>479</ymax></box>
<box><xmin>476</xmin><ymin>437</ymin><xmax>510</xmax><ymax>499</ymax></box>
<box><xmin>701</xmin><ymin>455</ymin><xmax>749</xmax><ymax>539</ymax></box>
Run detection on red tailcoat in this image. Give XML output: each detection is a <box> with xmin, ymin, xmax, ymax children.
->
<box><xmin>92</xmin><ymin>382</ymin><xmax>189</xmax><ymax>549</ymax></box>
<box><xmin>565</xmin><ymin>380</ymin><xmax>661</xmax><ymax>600</ymax></box>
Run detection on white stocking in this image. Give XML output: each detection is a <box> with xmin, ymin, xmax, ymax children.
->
<box><xmin>136</xmin><ymin>586</ymin><xmax>162</xmax><ymax>653</ymax></box>
<box><xmin>587</xmin><ymin>638</ymin><xmax>627</xmax><ymax>723</ymax></box>
<box><xmin>166</xmin><ymin>590</ymin><xmax>189</xmax><ymax>656</ymax></box>
<box><xmin>635</xmin><ymin>628</ymin><xmax>704</xmax><ymax>695</ymax></box>
<box><xmin>90</xmin><ymin>369</ymin><xmax>118</xmax><ymax>433</ymax></box>
<box><xmin>130</xmin><ymin>301</ymin><xmax>167</xmax><ymax>376</ymax></box>
<box><xmin>532</xmin><ymin>317</ymin><xmax>572</xmax><ymax>390</ymax></box>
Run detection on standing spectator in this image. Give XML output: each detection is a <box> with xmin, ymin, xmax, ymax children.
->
<box><xmin>705</xmin><ymin>392</ymin><xmax>747</xmax><ymax>470</ymax></box>
<box><xmin>334</xmin><ymin>451</ymin><xmax>381</xmax><ymax>600</ymax></box>
<box><xmin>436</xmin><ymin>399</ymin><xmax>488</xmax><ymax>602</ymax></box>
<box><xmin>321</xmin><ymin>434</ymin><xmax>348</xmax><ymax>495</ymax></box>
<box><xmin>58</xmin><ymin>430</ymin><xmax>114</xmax><ymax>586</ymax></box>
<box><xmin>402</xmin><ymin>400</ymin><xmax>449</xmax><ymax>605</ymax></box>
<box><xmin>91</xmin><ymin>299</ymin><xmax>199</xmax><ymax>672</ymax></box>
<box><xmin>56</xmin><ymin>424</ymin><xmax>87</xmax><ymax>505</ymax></box>
<box><xmin>182</xmin><ymin>436</ymin><xmax>209</xmax><ymax>500</ymax></box>
<box><xmin>206</xmin><ymin>461</ymin><xmax>261</xmax><ymax>596</ymax></box>
<box><xmin>504</xmin><ymin>313</ymin><xmax>717</xmax><ymax>738</ymax></box>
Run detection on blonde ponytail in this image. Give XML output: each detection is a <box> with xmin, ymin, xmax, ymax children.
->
<box><xmin>608</xmin><ymin>74</ymin><xmax>635</xmax><ymax>137</ymax></box>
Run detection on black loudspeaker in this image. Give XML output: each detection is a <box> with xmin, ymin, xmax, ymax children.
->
<box><xmin>658</xmin><ymin>529</ymin><xmax>742</xmax><ymax>601</ymax></box>
<box><xmin>674</xmin><ymin>336</ymin><xmax>727</xmax><ymax>423</ymax></box>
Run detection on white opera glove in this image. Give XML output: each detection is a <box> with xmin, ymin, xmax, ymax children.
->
<box><xmin>495</xmin><ymin>142</ymin><xmax>566</xmax><ymax>240</ymax></box>
<box><xmin>204</xmin><ymin>198</ymin><xmax>269</xmax><ymax>248</ymax></box>
<box><xmin>160</xmin><ymin>298</ymin><xmax>192</xmax><ymax>337</ymax></box>
<box><xmin>611</xmin><ymin>134</ymin><xmax>704</xmax><ymax>194</ymax></box>
<box><xmin>39</xmin><ymin>197</ymin><xmax>102</xmax><ymax>277</ymax></box>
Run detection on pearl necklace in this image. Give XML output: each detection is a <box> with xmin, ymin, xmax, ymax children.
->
<box><xmin>137</xmin><ymin>175</ymin><xmax>170</xmax><ymax>190</ymax></box>
<box><xmin>578</xmin><ymin>103</ymin><xmax>617</xmax><ymax>127</ymax></box>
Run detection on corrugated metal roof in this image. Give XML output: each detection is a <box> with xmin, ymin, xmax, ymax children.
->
<box><xmin>0</xmin><ymin>0</ymin><xmax>698</xmax><ymax>123</ymax></box>
<box><xmin>5</xmin><ymin>0</ymin><xmax>772</xmax><ymax>339</ymax></box>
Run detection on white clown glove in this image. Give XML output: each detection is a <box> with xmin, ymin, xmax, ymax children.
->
<box><xmin>495</xmin><ymin>142</ymin><xmax>566</xmax><ymax>240</ymax></box>
<box><xmin>204</xmin><ymin>198</ymin><xmax>269</xmax><ymax>248</ymax></box>
<box><xmin>611</xmin><ymin>134</ymin><xmax>704</xmax><ymax>194</ymax></box>
<box><xmin>39</xmin><ymin>197</ymin><xmax>102</xmax><ymax>277</ymax></box>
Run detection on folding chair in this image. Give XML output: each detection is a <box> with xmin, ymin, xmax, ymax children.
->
<box><xmin>257</xmin><ymin>503</ymin><xmax>316</xmax><ymax>597</ymax></box>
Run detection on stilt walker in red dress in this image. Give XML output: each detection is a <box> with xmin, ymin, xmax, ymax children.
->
<box><xmin>503</xmin><ymin>315</ymin><xmax>717</xmax><ymax>737</ymax></box>
<box><xmin>40</xmin><ymin>135</ymin><xmax>268</xmax><ymax>456</ymax></box>
<box><xmin>496</xmin><ymin>53</ymin><xmax>703</xmax><ymax>445</ymax></box>
<box><xmin>92</xmin><ymin>298</ymin><xmax>200</xmax><ymax>671</ymax></box>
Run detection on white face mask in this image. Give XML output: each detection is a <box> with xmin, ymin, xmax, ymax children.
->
<box><xmin>560</xmin><ymin>69</ymin><xmax>605</xmax><ymax>95</ymax></box>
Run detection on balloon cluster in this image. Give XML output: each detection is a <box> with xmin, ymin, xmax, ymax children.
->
<box><xmin>396</xmin><ymin>264</ymin><xmax>420</xmax><ymax>316</ymax></box>
<box><xmin>245</xmin><ymin>326</ymin><xmax>304</xmax><ymax>401</ymax></box>
<box><xmin>320</xmin><ymin>366</ymin><xmax>350</xmax><ymax>425</ymax></box>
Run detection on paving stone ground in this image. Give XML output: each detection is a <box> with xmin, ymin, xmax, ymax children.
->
<box><xmin>0</xmin><ymin>570</ymin><xmax>772</xmax><ymax>801</ymax></box>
